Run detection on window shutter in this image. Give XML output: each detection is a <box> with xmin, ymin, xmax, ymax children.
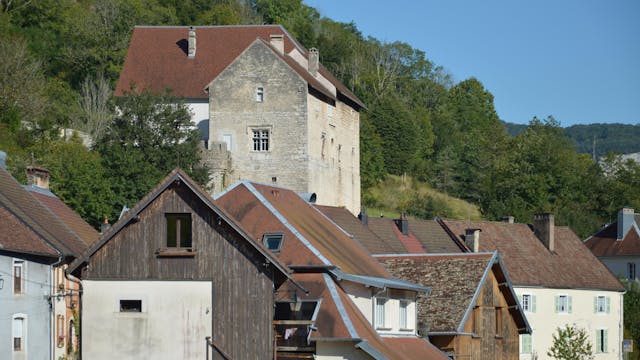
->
<box><xmin>596</xmin><ymin>330</ymin><xmax>602</xmax><ymax>353</ymax></box>
<box><xmin>521</xmin><ymin>334</ymin><xmax>532</xmax><ymax>354</ymax></box>
<box><xmin>554</xmin><ymin>296</ymin><xmax>559</xmax><ymax>313</ymax></box>
<box><xmin>594</xmin><ymin>296</ymin><xmax>598</xmax><ymax>313</ymax></box>
<box><xmin>531</xmin><ymin>295</ymin><xmax>536</xmax><ymax>313</ymax></box>
<box><xmin>606</xmin><ymin>297</ymin><xmax>611</xmax><ymax>314</ymax></box>
<box><xmin>603</xmin><ymin>329</ymin><xmax>608</xmax><ymax>352</ymax></box>
<box><xmin>568</xmin><ymin>296</ymin><xmax>573</xmax><ymax>313</ymax></box>
<box><xmin>518</xmin><ymin>294</ymin><xmax>522</xmax><ymax>305</ymax></box>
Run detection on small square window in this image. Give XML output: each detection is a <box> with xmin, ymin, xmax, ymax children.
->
<box><xmin>120</xmin><ymin>300</ymin><xmax>142</xmax><ymax>312</ymax></box>
<box><xmin>166</xmin><ymin>214</ymin><xmax>192</xmax><ymax>248</ymax></box>
<box><xmin>252</xmin><ymin>129</ymin><xmax>269</xmax><ymax>152</ymax></box>
<box><xmin>556</xmin><ymin>295</ymin><xmax>571</xmax><ymax>313</ymax></box>
<box><xmin>263</xmin><ymin>233</ymin><xmax>284</xmax><ymax>252</ymax></box>
<box><xmin>256</xmin><ymin>87</ymin><xmax>264</xmax><ymax>102</ymax></box>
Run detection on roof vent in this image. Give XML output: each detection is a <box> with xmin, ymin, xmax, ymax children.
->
<box><xmin>188</xmin><ymin>26</ymin><xmax>196</xmax><ymax>58</ymax></box>
<box><xmin>299</xmin><ymin>192</ymin><xmax>316</xmax><ymax>204</ymax></box>
<box><xmin>308</xmin><ymin>48</ymin><xmax>319</xmax><ymax>76</ymax></box>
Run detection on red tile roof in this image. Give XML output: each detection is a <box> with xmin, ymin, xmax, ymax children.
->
<box><xmin>216</xmin><ymin>182</ymin><xmax>391</xmax><ymax>278</ymax></box>
<box><xmin>439</xmin><ymin>218</ymin><xmax>624</xmax><ymax>291</ymax></box>
<box><xmin>115</xmin><ymin>25</ymin><xmax>363</xmax><ymax>108</ymax></box>
<box><xmin>0</xmin><ymin>207</ymin><xmax>58</xmax><ymax>257</ymax></box>
<box><xmin>0</xmin><ymin>168</ymin><xmax>88</xmax><ymax>258</ymax></box>
<box><xmin>28</xmin><ymin>188</ymin><xmax>99</xmax><ymax>246</ymax></box>
<box><xmin>584</xmin><ymin>217</ymin><xmax>640</xmax><ymax>256</ymax></box>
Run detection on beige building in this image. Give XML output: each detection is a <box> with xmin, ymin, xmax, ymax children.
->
<box><xmin>116</xmin><ymin>25</ymin><xmax>364</xmax><ymax>215</ymax></box>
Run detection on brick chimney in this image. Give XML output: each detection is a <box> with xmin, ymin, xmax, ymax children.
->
<box><xmin>358</xmin><ymin>208</ymin><xmax>368</xmax><ymax>226</ymax></box>
<box><xmin>533</xmin><ymin>213</ymin><xmax>555</xmax><ymax>251</ymax></box>
<box><xmin>308</xmin><ymin>48</ymin><xmax>319</xmax><ymax>76</ymax></box>
<box><xmin>100</xmin><ymin>216</ymin><xmax>111</xmax><ymax>234</ymax></box>
<box><xmin>502</xmin><ymin>215</ymin><xmax>514</xmax><ymax>224</ymax></box>
<box><xmin>270</xmin><ymin>34</ymin><xmax>284</xmax><ymax>54</ymax></box>
<box><xmin>188</xmin><ymin>26</ymin><xmax>196</xmax><ymax>58</ymax></box>
<box><xmin>395</xmin><ymin>213</ymin><xmax>409</xmax><ymax>235</ymax></box>
<box><xmin>26</xmin><ymin>165</ymin><xmax>50</xmax><ymax>190</ymax></box>
<box><xmin>617</xmin><ymin>207</ymin><xmax>635</xmax><ymax>241</ymax></box>
<box><xmin>464</xmin><ymin>228</ymin><xmax>481</xmax><ymax>252</ymax></box>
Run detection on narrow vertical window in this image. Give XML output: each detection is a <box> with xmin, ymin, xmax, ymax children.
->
<box><xmin>495</xmin><ymin>307</ymin><xmax>503</xmax><ymax>337</ymax></box>
<box><xmin>13</xmin><ymin>316</ymin><xmax>24</xmax><ymax>351</ymax></box>
<box><xmin>399</xmin><ymin>300</ymin><xmax>409</xmax><ymax>329</ymax></box>
<box><xmin>256</xmin><ymin>87</ymin><xmax>264</xmax><ymax>102</ymax></box>
<box><xmin>252</xmin><ymin>129</ymin><xmax>269</xmax><ymax>152</ymax></box>
<box><xmin>521</xmin><ymin>294</ymin><xmax>530</xmax><ymax>311</ymax></box>
<box><xmin>13</xmin><ymin>260</ymin><xmax>23</xmax><ymax>294</ymax></box>
<box><xmin>596</xmin><ymin>329</ymin><xmax>608</xmax><ymax>353</ymax></box>
<box><xmin>628</xmin><ymin>262</ymin><xmax>636</xmax><ymax>280</ymax></box>
<box><xmin>165</xmin><ymin>214</ymin><xmax>192</xmax><ymax>248</ymax></box>
<box><xmin>375</xmin><ymin>298</ymin><xmax>386</xmax><ymax>329</ymax></box>
<box><xmin>56</xmin><ymin>315</ymin><xmax>65</xmax><ymax>348</ymax></box>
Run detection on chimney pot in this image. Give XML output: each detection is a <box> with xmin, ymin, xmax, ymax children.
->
<box><xmin>270</xmin><ymin>34</ymin><xmax>284</xmax><ymax>54</ymax></box>
<box><xmin>464</xmin><ymin>228</ymin><xmax>481</xmax><ymax>252</ymax></box>
<box><xmin>533</xmin><ymin>213</ymin><xmax>555</xmax><ymax>251</ymax></box>
<box><xmin>188</xmin><ymin>26</ymin><xmax>196</xmax><ymax>58</ymax></box>
<box><xmin>617</xmin><ymin>207</ymin><xmax>635</xmax><ymax>241</ymax></box>
<box><xmin>100</xmin><ymin>216</ymin><xmax>111</xmax><ymax>234</ymax></box>
<box><xmin>26</xmin><ymin>165</ymin><xmax>50</xmax><ymax>190</ymax></box>
<box><xmin>308</xmin><ymin>48</ymin><xmax>319</xmax><ymax>76</ymax></box>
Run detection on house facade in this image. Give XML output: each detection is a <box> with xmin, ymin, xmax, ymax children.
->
<box><xmin>215</xmin><ymin>180</ymin><xmax>448</xmax><ymax>359</ymax></box>
<box><xmin>584</xmin><ymin>207</ymin><xmax>640</xmax><ymax>282</ymax></box>
<box><xmin>116</xmin><ymin>25</ymin><xmax>363</xmax><ymax>215</ymax></box>
<box><xmin>376</xmin><ymin>253</ymin><xmax>530</xmax><ymax>359</ymax></box>
<box><xmin>439</xmin><ymin>215</ymin><xmax>625</xmax><ymax>360</ymax></box>
<box><xmin>68</xmin><ymin>170</ymin><xmax>298</xmax><ymax>360</ymax></box>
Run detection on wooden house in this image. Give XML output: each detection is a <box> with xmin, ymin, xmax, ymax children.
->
<box><xmin>68</xmin><ymin>169</ymin><xmax>301</xmax><ymax>360</ymax></box>
<box><xmin>376</xmin><ymin>253</ymin><xmax>530</xmax><ymax>359</ymax></box>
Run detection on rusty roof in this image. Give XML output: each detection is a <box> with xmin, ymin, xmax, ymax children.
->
<box><xmin>0</xmin><ymin>168</ymin><xmax>88</xmax><ymax>258</ymax></box>
<box><xmin>584</xmin><ymin>216</ymin><xmax>640</xmax><ymax>256</ymax></box>
<box><xmin>115</xmin><ymin>25</ymin><xmax>363</xmax><ymax>108</ymax></box>
<box><xmin>439</xmin><ymin>218</ymin><xmax>624</xmax><ymax>291</ymax></box>
<box><xmin>26</xmin><ymin>186</ymin><xmax>99</xmax><ymax>246</ymax></box>
<box><xmin>277</xmin><ymin>273</ymin><xmax>447</xmax><ymax>359</ymax></box>
<box><xmin>376</xmin><ymin>253</ymin><xmax>529</xmax><ymax>334</ymax></box>
<box><xmin>216</xmin><ymin>181</ymin><xmax>391</xmax><ymax>278</ymax></box>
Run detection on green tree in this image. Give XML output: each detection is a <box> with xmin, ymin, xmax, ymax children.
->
<box><xmin>623</xmin><ymin>280</ymin><xmax>640</xmax><ymax>360</ymax></box>
<box><xmin>547</xmin><ymin>324</ymin><xmax>594</xmax><ymax>360</ymax></box>
<box><xmin>94</xmin><ymin>89</ymin><xmax>208</xmax><ymax>218</ymax></box>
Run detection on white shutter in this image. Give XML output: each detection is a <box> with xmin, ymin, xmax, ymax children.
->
<box><xmin>554</xmin><ymin>296</ymin><xmax>559</xmax><ymax>313</ymax></box>
<box><xmin>568</xmin><ymin>296</ymin><xmax>573</xmax><ymax>313</ymax></box>
<box><xmin>531</xmin><ymin>295</ymin><xmax>536</xmax><ymax>313</ymax></box>
<box><xmin>606</xmin><ymin>296</ymin><xmax>611</xmax><ymax>314</ymax></box>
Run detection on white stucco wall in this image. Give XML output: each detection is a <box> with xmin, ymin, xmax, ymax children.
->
<box><xmin>316</xmin><ymin>341</ymin><xmax>372</xmax><ymax>360</ymax></box>
<box><xmin>186</xmin><ymin>100</ymin><xmax>209</xmax><ymax>143</ymax></box>
<box><xmin>82</xmin><ymin>280</ymin><xmax>212</xmax><ymax>360</ymax></box>
<box><xmin>516</xmin><ymin>287</ymin><xmax>623</xmax><ymax>360</ymax></box>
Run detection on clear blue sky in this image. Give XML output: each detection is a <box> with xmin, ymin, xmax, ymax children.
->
<box><xmin>304</xmin><ymin>0</ymin><xmax>640</xmax><ymax>126</ymax></box>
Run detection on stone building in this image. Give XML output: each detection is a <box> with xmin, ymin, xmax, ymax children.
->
<box><xmin>116</xmin><ymin>25</ymin><xmax>364</xmax><ymax>215</ymax></box>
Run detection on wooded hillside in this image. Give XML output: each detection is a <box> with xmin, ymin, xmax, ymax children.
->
<box><xmin>0</xmin><ymin>0</ymin><xmax>638</xmax><ymax>238</ymax></box>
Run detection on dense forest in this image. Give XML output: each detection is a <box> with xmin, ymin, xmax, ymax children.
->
<box><xmin>1</xmin><ymin>0</ymin><xmax>639</xmax><ymax>239</ymax></box>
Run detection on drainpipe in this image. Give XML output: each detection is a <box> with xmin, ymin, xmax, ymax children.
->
<box><xmin>50</xmin><ymin>255</ymin><xmax>63</xmax><ymax>360</ymax></box>
<box><xmin>65</xmin><ymin>269</ymin><xmax>83</xmax><ymax>360</ymax></box>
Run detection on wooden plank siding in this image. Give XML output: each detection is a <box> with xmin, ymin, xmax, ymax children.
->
<box><xmin>83</xmin><ymin>183</ymin><xmax>279</xmax><ymax>359</ymax></box>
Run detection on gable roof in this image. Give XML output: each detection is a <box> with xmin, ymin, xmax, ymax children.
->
<box><xmin>215</xmin><ymin>181</ymin><xmax>391</xmax><ymax>278</ymax></box>
<box><xmin>0</xmin><ymin>207</ymin><xmax>58</xmax><ymax>257</ymax></box>
<box><xmin>439</xmin><ymin>218</ymin><xmax>624</xmax><ymax>292</ymax></box>
<box><xmin>67</xmin><ymin>169</ymin><xmax>299</xmax><ymax>289</ymax></box>
<box><xmin>115</xmin><ymin>25</ymin><xmax>363</xmax><ymax>108</ymax></box>
<box><xmin>25</xmin><ymin>185</ymin><xmax>99</xmax><ymax>246</ymax></box>
<box><xmin>277</xmin><ymin>273</ymin><xmax>448</xmax><ymax>359</ymax></box>
<box><xmin>0</xmin><ymin>168</ymin><xmax>88</xmax><ymax>258</ymax></box>
<box><xmin>376</xmin><ymin>252</ymin><xmax>530</xmax><ymax>335</ymax></box>
<box><xmin>584</xmin><ymin>215</ymin><xmax>640</xmax><ymax>256</ymax></box>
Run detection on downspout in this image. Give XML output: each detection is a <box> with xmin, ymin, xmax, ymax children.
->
<box><xmin>619</xmin><ymin>291</ymin><xmax>625</xmax><ymax>360</ymax></box>
<box><xmin>65</xmin><ymin>268</ymin><xmax>83</xmax><ymax>360</ymax></box>
<box><xmin>50</xmin><ymin>255</ymin><xmax>63</xmax><ymax>360</ymax></box>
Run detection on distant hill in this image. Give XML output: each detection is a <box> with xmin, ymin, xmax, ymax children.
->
<box><xmin>503</xmin><ymin>122</ymin><xmax>640</xmax><ymax>158</ymax></box>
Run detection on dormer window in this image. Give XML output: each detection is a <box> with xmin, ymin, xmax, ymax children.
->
<box><xmin>256</xmin><ymin>87</ymin><xmax>264</xmax><ymax>102</ymax></box>
<box><xmin>263</xmin><ymin>232</ymin><xmax>284</xmax><ymax>252</ymax></box>
<box><xmin>166</xmin><ymin>213</ymin><xmax>192</xmax><ymax>248</ymax></box>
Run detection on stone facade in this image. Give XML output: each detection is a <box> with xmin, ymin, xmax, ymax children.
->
<box><xmin>207</xmin><ymin>40</ymin><xmax>360</xmax><ymax>214</ymax></box>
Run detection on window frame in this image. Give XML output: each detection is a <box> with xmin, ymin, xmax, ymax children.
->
<box><xmin>494</xmin><ymin>307</ymin><xmax>503</xmax><ymax>338</ymax></box>
<box><xmin>119</xmin><ymin>299</ymin><xmax>143</xmax><ymax>313</ymax></box>
<box><xmin>256</xmin><ymin>87</ymin><xmax>264</xmax><ymax>102</ymax></box>
<box><xmin>596</xmin><ymin>328</ymin><xmax>608</xmax><ymax>353</ymax></box>
<box><xmin>12</xmin><ymin>314</ymin><xmax>26</xmax><ymax>353</ymax></box>
<box><xmin>375</xmin><ymin>297</ymin><xmax>388</xmax><ymax>329</ymax></box>
<box><xmin>520</xmin><ymin>334</ymin><xmax>533</xmax><ymax>354</ymax></box>
<box><xmin>262</xmin><ymin>232</ymin><xmax>284</xmax><ymax>252</ymax></box>
<box><xmin>628</xmin><ymin>262</ymin><xmax>636</xmax><ymax>280</ymax></box>
<box><xmin>13</xmin><ymin>259</ymin><xmax>24</xmax><ymax>295</ymax></box>
<box><xmin>252</xmin><ymin>129</ymin><xmax>270</xmax><ymax>152</ymax></box>
<box><xmin>556</xmin><ymin>294</ymin><xmax>571</xmax><ymax>314</ymax></box>
<box><xmin>399</xmin><ymin>300</ymin><xmax>410</xmax><ymax>330</ymax></box>
<box><xmin>165</xmin><ymin>213</ymin><xmax>192</xmax><ymax>249</ymax></box>
<box><xmin>521</xmin><ymin>294</ymin><xmax>530</xmax><ymax>312</ymax></box>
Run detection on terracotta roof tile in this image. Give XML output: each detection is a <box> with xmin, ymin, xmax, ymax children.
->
<box><xmin>440</xmin><ymin>218</ymin><xmax>624</xmax><ymax>291</ymax></box>
<box><xmin>584</xmin><ymin>219</ymin><xmax>640</xmax><ymax>256</ymax></box>
<box><xmin>382</xmin><ymin>337</ymin><xmax>449</xmax><ymax>360</ymax></box>
<box><xmin>115</xmin><ymin>25</ymin><xmax>363</xmax><ymax>108</ymax></box>
<box><xmin>0</xmin><ymin>207</ymin><xmax>58</xmax><ymax>257</ymax></box>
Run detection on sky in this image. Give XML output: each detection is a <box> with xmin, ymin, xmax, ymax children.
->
<box><xmin>304</xmin><ymin>0</ymin><xmax>640</xmax><ymax>126</ymax></box>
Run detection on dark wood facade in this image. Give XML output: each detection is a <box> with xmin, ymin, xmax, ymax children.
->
<box><xmin>80</xmin><ymin>177</ymin><xmax>288</xmax><ymax>359</ymax></box>
<box><xmin>430</xmin><ymin>271</ymin><xmax>520</xmax><ymax>360</ymax></box>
